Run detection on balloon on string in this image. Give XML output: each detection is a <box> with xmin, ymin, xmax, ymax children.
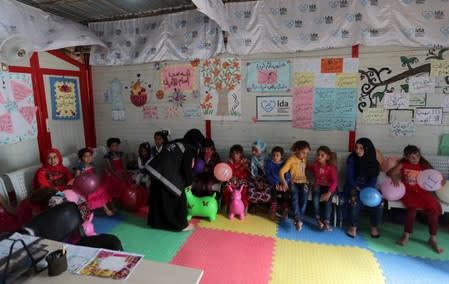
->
<box><xmin>74</xmin><ymin>173</ymin><xmax>100</xmax><ymax>195</ymax></box>
<box><xmin>375</xmin><ymin>172</ymin><xmax>388</xmax><ymax>189</ymax></box>
<box><xmin>213</xmin><ymin>163</ymin><xmax>233</xmax><ymax>182</ymax></box>
<box><xmin>436</xmin><ymin>182</ymin><xmax>449</xmax><ymax>204</ymax></box>
<box><xmin>193</xmin><ymin>158</ymin><xmax>205</xmax><ymax>173</ymax></box>
<box><xmin>360</xmin><ymin>187</ymin><xmax>382</xmax><ymax>207</ymax></box>
<box><xmin>381</xmin><ymin>156</ymin><xmax>401</xmax><ymax>173</ymax></box>
<box><xmin>417</xmin><ymin>169</ymin><xmax>443</xmax><ymax>191</ymax></box>
<box><xmin>380</xmin><ymin>177</ymin><xmax>406</xmax><ymax>201</ymax></box>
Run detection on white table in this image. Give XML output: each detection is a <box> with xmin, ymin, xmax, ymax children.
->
<box><xmin>19</xmin><ymin>239</ymin><xmax>203</xmax><ymax>284</ymax></box>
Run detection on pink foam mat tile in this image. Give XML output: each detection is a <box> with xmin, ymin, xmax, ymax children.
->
<box><xmin>171</xmin><ymin>227</ymin><xmax>275</xmax><ymax>284</ymax></box>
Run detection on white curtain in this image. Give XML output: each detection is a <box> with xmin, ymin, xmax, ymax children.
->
<box><xmin>225</xmin><ymin>0</ymin><xmax>449</xmax><ymax>55</ymax></box>
<box><xmin>89</xmin><ymin>9</ymin><xmax>225</xmax><ymax>66</ymax></box>
<box><xmin>192</xmin><ymin>0</ymin><xmax>231</xmax><ymax>31</ymax></box>
<box><xmin>0</xmin><ymin>0</ymin><xmax>105</xmax><ymax>51</ymax></box>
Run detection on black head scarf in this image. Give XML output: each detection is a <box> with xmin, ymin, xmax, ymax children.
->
<box><xmin>183</xmin><ymin>129</ymin><xmax>205</xmax><ymax>156</ymax></box>
<box><xmin>352</xmin><ymin>137</ymin><xmax>380</xmax><ymax>178</ymax></box>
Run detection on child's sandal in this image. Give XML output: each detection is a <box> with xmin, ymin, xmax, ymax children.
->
<box><xmin>316</xmin><ymin>219</ymin><xmax>324</xmax><ymax>230</ymax></box>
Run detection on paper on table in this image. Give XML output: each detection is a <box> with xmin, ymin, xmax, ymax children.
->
<box><xmin>0</xmin><ymin>233</ymin><xmax>41</xmax><ymax>259</ymax></box>
<box><xmin>64</xmin><ymin>244</ymin><xmax>100</xmax><ymax>273</ymax></box>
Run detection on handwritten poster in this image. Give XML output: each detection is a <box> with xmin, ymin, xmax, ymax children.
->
<box><xmin>50</xmin><ymin>76</ymin><xmax>80</xmax><ymax>120</ymax></box>
<box><xmin>384</xmin><ymin>92</ymin><xmax>410</xmax><ymax>109</ymax></box>
<box><xmin>161</xmin><ymin>65</ymin><xmax>195</xmax><ymax>91</ymax></box>
<box><xmin>0</xmin><ymin>72</ymin><xmax>37</xmax><ymax>144</ymax></box>
<box><xmin>256</xmin><ymin>96</ymin><xmax>291</xmax><ymax>121</ymax></box>
<box><xmin>343</xmin><ymin>58</ymin><xmax>359</xmax><ymax>73</ymax></box>
<box><xmin>390</xmin><ymin>121</ymin><xmax>416</xmax><ymax>137</ymax></box>
<box><xmin>200</xmin><ymin>58</ymin><xmax>241</xmax><ymax>120</ymax></box>
<box><xmin>363</xmin><ymin>108</ymin><xmax>388</xmax><ymax>124</ymax></box>
<box><xmin>292</xmin><ymin>87</ymin><xmax>313</xmax><ymax>128</ymax></box>
<box><xmin>142</xmin><ymin>105</ymin><xmax>159</xmax><ymax>120</ymax></box>
<box><xmin>408</xmin><ymin>76</ymin><xmax>435</xmax><ymax>94</ymax></box>
<box><xmin>315</xmin><ymin>74</ymin><xmax>336</xmax><ymax>88</ymax></box>
<box><xmin>415</xmin><ymin>108</ymin><xmax>443</xmax><ymax>125</ymax></box>
<box><xmin>293</xmin><ymin>72</ymin><xmax>314</xmax><ymax>87</ymax></box>
<box><xmin>430</xmin><ymin>59</ymin><xmax>449</xmax><ymax>77</ymax></box>
<box><xmin>321</xmin><ymin>58</ymin><xmax>343</xmax><ymax>73</ymax></box>
<box><xmin>336</xmin><ymin>73</ymin><xmax>358</xmax><ymax>88</ymax></box>
<box><xmin>443</xmin><ymin>96</ymin><xmax>449</xmax><ymax>112</ymax></box>
<box><xmin>409</xmin><ymin>93</ymin><xmax>427</xmax><ymax>106</ymax></box>
<box><xmin>246</xmin><ymin>60</ymin><xmax>290</xmax><ymax>92</ymax></box>
<box><xmin>388</xmin><ymin>109</ymin><xmax>414</xmax><ymax>123</ymax></box>
<box><xmin>292</xmin><ymin>59</ymin><xmax>321</xmax><ymax>73</ymax></box>
<box><xmin>183</xmin><ymin>105</ymin><xmax>201</xmax><ymax>119</ymax></box>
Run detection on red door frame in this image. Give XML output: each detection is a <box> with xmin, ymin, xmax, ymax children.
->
<box><xmin>348</xmin><ymin>44</ymin><xmax>359</xmax><ymax>152</ymax></box>
<box><xmin>8</xmin><ymin>51</ymin><xmax>96</xmax><ymax>162</ymax></box>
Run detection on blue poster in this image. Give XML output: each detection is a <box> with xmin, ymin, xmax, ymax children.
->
<box><xmin>50</xmin><ymin>76</ymin><xmax>81</xmax><ymax>120</ymax></box>
<box><xmin>246</xmin><ymin>60</ymin><xmax>291</xmax><ymax>92</ymax></box>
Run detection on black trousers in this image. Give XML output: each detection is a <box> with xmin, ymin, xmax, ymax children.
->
<box><xmin>77</xmin><ymin>234</ymin><xmax>123</xmax><ymax>251</ymax></box>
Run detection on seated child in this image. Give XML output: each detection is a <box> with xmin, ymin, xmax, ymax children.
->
<box><xmin>151</xmin><ymin>131</ymin><xmax>169</xmax><ymax>157</ymax></box>
<box><xmin>308</xmin><ymin>146</ymin><xmax>338</xmax><ymax>231</ymax></box>
<box><xmin>102</xmin><ymin>137</ymin><xmax>130</xmax><ymax>200</ymax></box>
<box><xmin>265</xmin><ymin>146</ymin><xmax>290</xmax><ymax>221</ymax></box>
<box><xmin>132</xmin><ymin>142</ymin><xmax>152</xmax><ymax>189</ymax></box>
<box><xmin>192</xmin><ymin>138</ymin><xmax>222</xmax><ymax>197</ymax></box>
<box><xmin>248</xmin><ymin>140</ymin><xmax>271</xmax><ymax>207</ymax></box>
<box><xmin>223</xmin><ymin>144</ymin><xmax>250</xmax><ymax>210</ymax></box>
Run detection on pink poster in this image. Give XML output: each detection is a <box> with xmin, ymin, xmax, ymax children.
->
<box><xmin>162</xmin><ymin>65</ymin><xmax>195</xmax><ymax>91</ymax></box>
<box><xmin>292</xmin><ymin>87</ymin><xmax>313</xmax><ymax>129</ymax></box>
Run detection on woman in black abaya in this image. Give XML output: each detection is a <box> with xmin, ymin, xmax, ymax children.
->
<box><xmin>146</xmin><ymin>129</ymin><xmax>205</xmax><ymax>231</ymax></box>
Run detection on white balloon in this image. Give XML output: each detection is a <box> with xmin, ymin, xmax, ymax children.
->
<box><xmin>436</xmin><ymin>182</ymin><xmax>449</xmax><ymax>204</ymax></box>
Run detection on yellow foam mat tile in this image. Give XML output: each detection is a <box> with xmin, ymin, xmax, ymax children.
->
<box><xmin>198</xmin><ymin>214</ymin><xmax>277</xmax><ymax>238</ymax></box>
<box><xmin>271</xmin><ymin>239</ymin><xmax>385</xmax><ymax>284</ymax></box>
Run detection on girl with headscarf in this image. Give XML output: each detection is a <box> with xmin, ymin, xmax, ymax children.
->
<box><xmin>146</xmin><ymin>129</ymin><xmax>205</xmax><ymax>231</ymax></box>
<box><xmin>248</xmin><ymin>140</ymin><xmax>271</xmax><ymax>208</ymax></box>
<box><xmin>33</xmin><ymin>148</ymin><xmax>74</xmax><ymax>191</ymax></box>
<box><xmin>344</xmin><ymin>137</ymin><xmax>383</xmax><ymax>238</ymax></box>
<box><xmin>191</xmin><ymin>138</ymin><xmax>222</xmax><ymax>197</ymax></box>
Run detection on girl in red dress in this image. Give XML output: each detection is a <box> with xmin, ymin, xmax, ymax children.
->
<box><xmin>33</xmin><ymin>148</ymin><xmax>74</xmax><ymax>191</ymax></box>
<box><xmin>387</xmin><ymin>145</ymin><xmax>444</xmax><ymax>254</ymax></box>
<box><xmin>223</xmin><ymin>144</ymin><xmax>250</xmax><ymax>210</ymax></box>
<box><xmin>101</xmin><ymin>138</ymin><xmax>129</xmax><ymax>200</ymax></box>
<box><xmin>75</xmin><ymin>147</ymin><xmax>113</xmax><ymax>216</ymax></box>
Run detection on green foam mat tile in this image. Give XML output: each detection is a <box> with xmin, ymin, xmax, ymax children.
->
<box><xmin>109</xmin><ymin>214</ymin><xmax>192</xmax><ymax>262</ymax></box>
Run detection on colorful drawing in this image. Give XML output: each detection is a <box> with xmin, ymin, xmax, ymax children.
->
<box><xmin>50</xmin><ymin>76</ymin><xmax>80</xmax><ymax>120</ymax></box>
<box><xmin>127</xmin><ymin>74</ymin><xmax>150</xmax><ymax>107</ymax></box>
<box><xmin>143</xmin><ymin>105</ymin><xmax>159</xmax><ymax>120</ymax></box>
<box><xmin>162</xmin><ymin>65</ymin><xmax>195</xmax><ymax>91</ymax></box>
<box><xmin>0</xmin><ymin>72</ymin><xmax>37</xmax><ymax>144</ymax></box>
<box><xmin>78</xmin><ymin>249</ymin><xmax>143</xmax><ymax>280</ymax></box>
<box><xmin>200</xmin><ymin>58</ymin><xmax>242</xmax><ymax>120</ymax></box>
<box><xmin>164</xmin><ymin>103</ymin><xmax>180</xmax><ymax>119</ymax></box>
<box><xmin>169</xmin><ymin>88</ymin><xmax>187</xmax><ymax>108</ymax></box>
<box><xmin>110</xmin><ymin>79</ymin><xmax>126</xmax><ymax>121</ymax></box>
<box><xmin>155</xmin><ymin>90</ymin><xmax>165</xmax><ymax>100</ymax></box>
<box><xmin>246</xmin><ymin>60</ymin><xmax>290</xmax><ymax>92</ymax></box>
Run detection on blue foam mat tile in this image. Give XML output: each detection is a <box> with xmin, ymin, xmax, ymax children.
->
<box><xmin>92</xmin><ymin>212</ymin><xmax>127</xmax><ymax>234</ymax></box>
<box><xmin>375</xmin><ymin>252</ymin><xmax>449</xmax><ymax>284</ymax></box>
<box><xmin>276</xmin><ymin>216</ymin><xmax>369</xmax><ymax>248</ymax></box>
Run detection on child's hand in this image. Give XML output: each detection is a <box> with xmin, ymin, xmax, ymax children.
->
<box><xmin>391</xmin><ymin>178</ymin><xmax>401</xmax><ymax>187</ymax></box>
<box><xmin>320</xmin><ymin>192</ymin><xmax>331</xmax><ymax>202</ymax></box>
<box><xmin>280</xmin><ymin>182</ymin><xmax>288</xmax><ymax>191</ymax></box>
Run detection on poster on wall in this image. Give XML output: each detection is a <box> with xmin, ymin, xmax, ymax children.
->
<box><xmin>256</xmin><ymin>96</ymin><xmax>291</xmax><ymax>121</ymax></box>
<box><xmin>246</xmin><ymin>60</ymin><xmax>290</xmax><ymax>92</ymax></box>
<box><xmin>161</xmin><ymin>64</ymin><xmax>196</xmax><ymax>92</ymax></box>
<box><xmin>415</xmin><ymin>107</ymin><xmax>443</xmax><ymax>125</ymax></box>
<box><xmin>291</xmin><ymin>57</ymin><xmax>358</xmax><ymax>131</ymax></box>
<box><xmin>199</xmin><ymin>57</ymin><xmax>241</xmax><ymax>120</ymax></box>
<box><xmin>0</xmin><ymin>72</ymin><xmax>37</xmax><ymax>144</ymax></box>
<box><xmin>49</xmin><ymin>76</ymin><xmax>81</xmax><ymax>120</ymax></box>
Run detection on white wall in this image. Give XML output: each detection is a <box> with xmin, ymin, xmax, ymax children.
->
<box><xmin>92</xmin><ymin>46</ymin><xmax>449</xmax><ymax>159</ymax></box>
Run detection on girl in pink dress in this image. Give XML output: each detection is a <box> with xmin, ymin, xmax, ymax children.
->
<box><xmin>102</xmin><ymin>138</ymin><xmax>129</xmax><ymax>200</ymax></box>
<box><xmin>75</xmin><ymin>148</ymin><xmax>114</xmax><ymax>216</ymax></box>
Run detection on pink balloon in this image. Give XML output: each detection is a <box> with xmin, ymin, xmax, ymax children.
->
<box><xmin>74</xmin><ymin>173</ymin><xmax>100</xmax><ymax>195</ymax></box>
<box><xmin>417</xmin><ymin>169</ymin><xmax>443</xmax><ymax>191</ymax></box>
<box><xmin>213</xmin><ymin>163</ymin><xmax>233</xmax><ymax>182</ymax></box>
<box><xmin>381</xmin><ymin>156</ymin><xmax>401</xmax><ymax>173</ymax></box>
<box><xmin>380</xmin><ymin>177</ymin><xmax>405</xmax><ymax>201</ymax></box>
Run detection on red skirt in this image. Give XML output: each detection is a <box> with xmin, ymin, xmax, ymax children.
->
<box><xmin>401</xmin><ymin>189</ymin><xmax>442</xmax><ymax>216</ymax></box>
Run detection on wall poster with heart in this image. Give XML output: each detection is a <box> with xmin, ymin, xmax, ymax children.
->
<box><xmin>256</xmin><ymin>96</ymin><xmax>291</xmax><ymax>121</ymax></box>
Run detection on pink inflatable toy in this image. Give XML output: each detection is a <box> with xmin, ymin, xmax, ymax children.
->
<box><xmin>214</xmin><ymin>163</ymin><xmax>233</xmax><ymax>182</ymax></box>
<box><xmin>380</xmin><ymin>177</ymin><xmax>406</xmax><ymax>201</ymax></box>
<box><xmin>228</xmin><ymin>185</ymin><xmax>245</xmax><ymax>220</ymax></box>
<box><xmin>417</xmin><ymin>169</ymin><xmax>443</xmax><ymax>191</ymax></box>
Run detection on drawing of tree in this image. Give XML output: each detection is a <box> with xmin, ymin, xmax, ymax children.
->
<box><xmin>200</xmin><ymin>58</ymin><xmax>241</xmax><ymax>116</ymax></box>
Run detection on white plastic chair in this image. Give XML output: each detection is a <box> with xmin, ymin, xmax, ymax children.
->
<box><xmin>0</xmin><ymin>176</ymin><xmax>10</xmax><ymax>206</ymax></box>
<box><xmin>3</xmin><ymin>165</ymin><xmax>40</xmax><ymax>203</ymax></box>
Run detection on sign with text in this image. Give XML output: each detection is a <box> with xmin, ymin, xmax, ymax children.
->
<box><xmin>162</xmin><ymin>65</ymin><xmax>195</xmax><ymax>91</ymax></box>
<box><xmin>415</xmin><ymin>108</ymin><xmax>443</xmax><ymax>125</ymax></box>
<box><xmin>256</xmin><ymin>96</ymin><xmax>292</xmax><ymax>121</ymax></box>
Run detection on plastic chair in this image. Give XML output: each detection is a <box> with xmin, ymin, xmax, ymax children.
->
<box><xmin>3</xmin><ymin>165</ymin><xmax>40</xmax><ymax>203</ymax></box>
<box><xmin>0</xmin><ymin>176</ymin><xmax>10</xmax><ymax>206</ymax></box>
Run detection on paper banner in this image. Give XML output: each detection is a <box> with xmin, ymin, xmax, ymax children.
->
<box><xmin>321</xmin><ymin>58</ymin><xmax>343</xmax><ymax>73</ymax></box>
<box><xmin>183</xmin><ymin>105</ymin><xmax>201</xmax><ymax>119</ymax></box>
<box><xmin>256</xmin><ymin>96</ymin><xmax>291</xmax><ymax>121</ymax></box>
<box><xmin>408</xmin><ymin>76</ymin><xmax>435</xmax><ymax>94</ymax></box>
<box><xmin>18</xmin><ymin>106</ymin><xmax>37</xmax><ymax>124</ymax></box>
<box><xmin>415</xmin><ymin>108</ymin><xmax>443</xmax><ymax>125</ymax></box>
<box><xmin>10</xmin><ymin>79</ymin><xmax>32</xmax><ymax>102</ymax></box>
<box><xmin>246</xmin><ymin>60</ymin><xmax>290</xmax><ymax>92</ymax></box>
<box><xmin>430</xmin><ymin>60</ymin><xmax>449</xmax><ymax>77</ymax></box>
<box><xmin>336</xmin><ymin>73</ymin><xmax>358</xmax><ymax>88</ymax></box>
<box><xmin>390</xmin><ymin>121</ymin><xmax>416</xmax><ymax>137</ymax></box>
<box><xmin>362</xmin><ymin>108</ymin><xmax>388</xmax><ymax>124</ymax></box>
<box><xmin>143</xmin><ymin>105</ymin><xmax>159</xmax><ymax>120</ymax></box>
<box><xmin>292</xmin><ymin>87</ymin><xmax>313</xmax><ymax>128</ymax></box>
<box><xmin>50</xmin><ymin>76</ymin><xmax>81</xmax><ymax>120</ymax></box>
<box><xmin>200</xmin><ymin>58</ymin><xmax>241</xmax><ymax>120</ymax></box>
<box><xmin>384</xmin><ymin>92</ymin><xmax>410</xmax><ymax>109</ymax></box>
<box><xmin>293</xmin><ymin>72</ymin><xmax>314</xmax><ymax>88</ymax></box>
<box><xmin>161</xmin><ymin>65</ymin><xmax>195</xmax><ymax>91</ymax></box>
